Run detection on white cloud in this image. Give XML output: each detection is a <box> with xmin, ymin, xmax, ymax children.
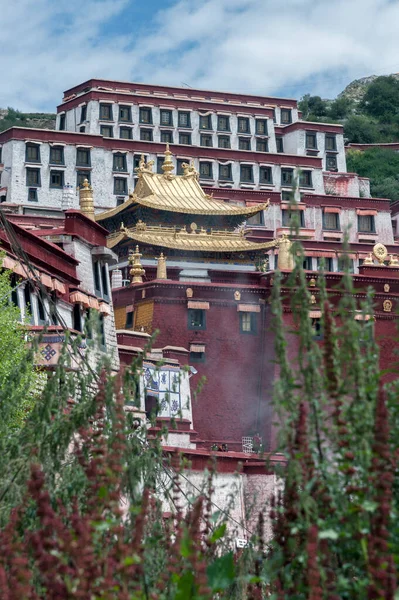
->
<box><xmin>2</xmin><ymin>0</ymin><xmax>399</xmax><ymax>111</ymax></box>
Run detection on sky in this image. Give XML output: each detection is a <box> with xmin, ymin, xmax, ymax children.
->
<box><xmin>2</xmin><ymin>0</ymin><xmax>399</xmax><ymax>112</ymax></box>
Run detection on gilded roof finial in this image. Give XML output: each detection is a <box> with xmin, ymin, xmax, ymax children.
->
<box><xmin>156</xmin><ymin>252</ymin><xmax>168</xmax><ymax>280</ymax></box>
<box><xmin>79</xmin><ymin>178</ymin><xmax>95</xmax><ymax>220</ymax></box>
<box><xmin>129</xmin><ymin>245</ymin><xmax>145</xmax><ymax>284</ymax></box>
<box><xmin>364</xmin><ymin>253</ymin><xmax>374</xmax><ymax>265</ymax></box>
<box><xmin>373</xmin><ymin>243</ymin><xmax>388</xmax><ymax>265</ymax></box>
<box><xmin>162</xmin><ymin>143</ymin><xmax>174</xmax><ymax>175</ymax></box>
<box><xmin>389</xmin><ymin>254</ymin><xmax>399</xmax><ymax>267</ymax></box>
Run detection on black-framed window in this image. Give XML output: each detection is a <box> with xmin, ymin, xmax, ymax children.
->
<box><xmin>93</xmin><ymin>261</ymin><xmax>110</xmax><ymax>300</ymax></box>
<box><xmin>281</xmin><ymin>168</ymin><xmax>293</xmax><ymax>186</ymax></box>
<box><xmin>219</xmin><ymin>164</ymin><xmax>232</xmax><ymax>181</ymax></box>
<box><xmin>323</xmin><ymin>211</ymin><xmax>340</xmax><ymax>231</ymax></box>
<box><xmin>119</xmin><ymin>105</ymin><xmax>132</xmax><ymax>122</ymax></box>
<box><xmin>317</xmin><ymin>257</ymin><xmax>333</xmax><ymax>271</ymax></box>
<box><xmin>28</xmin><ymin>188</ymin><xmax>38</xmax><ymax>202</ymax></box>
<box><xmin>76</xmin><ymin>148</ymin><xmax>91</xmax><ymax>167</ymax></box>
<box><xmin>114</xmin><ymin>177</ymin><xmax>128</xmax><ymax>195</ymax></box>
<box><xmin>199</xmin><ymin>115</ymin><xmax>212</xmax><ymax>130</ymax></box>
<box><xmin>80</xmin><ymin>104</ymin><xmax>87</xmax><ymax>122</ymax></box>
<box><xmin>79</xmin><ymin>126</ymin><xmax>86</xmax><ymax>133</ymax></box>
<box><xmin>116</xmin><ymin>196</ymin><xmax>125</xmax><ymax>206</ymax></box>
<box><xmin>160</xmin><ymin>109</ymin><xmax>173</xmax><ymax>126</ymax></box>
<box><xmin>240</xmin><ymin>312</ymin><xmax>257</xmax><ymax>334</ymax></box>
<box><xmin>25</xmin><ymin>143</ymin><xmax>40</xmax><ymax>163</ymax></box>
<box><xmin>218</xmin><ymin>136</ymin><xmax>231</xmax><ymax>149</ymax></box>
<box><xmin>50</xmin><ymin>170</ymin><xmax>64</xmax><ymax>189</ymax></box>
<box><xmin>140</xmin><ymin>128</ymin><xmax>153</xmax><ymax>141</ymax></box>
<box><xmin>326</xmin><ymin>154</ymin><xmax>337</xmax><ymax>171</ymax></box>
<box><xmin>260</xmin><ymin>166</ymin><xmax>272</xmax><ymax>184</ymax></box>
<box><xmin>178</xmin><ymin>111</ymin><xmax>191</xmax><ymax>128</ymax></box>
<box><xmin>200</xmin><ymin>134</ymin><xmax>213</xmax><ymax>147</ymax></box>
<box><xmin>276</xmin><ymin>136</ymin><xmax>284</xmax><ymax>153</ymax></box>
<box><xmin>237</xmin><ymin>117</ymin><xmax>250</xmax><ymax>133</ymax></box>
<box><xmin>282</xmin><ymin>209</ymin><xmax>305</xmax><ymax>227</ymax></box>
<box><xmin>24</xmin><ymin>283</ymin><xmax>34</xmax><ymax>325</ymax></box>
<box><xmin>133</xmin><ymin>154</ymin><xmax>145</xmax><ymax>171</ymax></box>
<box><xmin>239</xmin><ymin>137</ymin><xmax>251</xmax><ymax>151</ymax></box>
<box><xmin>188</xmin><ymin>309</ymin><xmax>206</xmax><ymax>330</ymax></box>
<box><xmin>73</xmin><ymin>303</ymin><xmax>82</xmax><ymax>332</ymax></box>
<box><xmin>179</xmin><ymin>132</ymin><xmax>191</xmax><ymax>145</ymax></box>
<box><xmin>306</xmin><ymin>132</ymin><xmax>317</xmax><ymax>150</ymax></box>
<box><xmin>303</xmin><ymin>257</ymin><xmax>313</xmax><ymax>270</ymax></box>
<box><xmin>113</xmin><ymin>153</ymin><xmax>127</xmax><ymax>172</ymax></box>
<box><xmin>26</xmin><ymin>168</ymin><xmax>41</xmax><ymax>187</ymax></box>
<box><xmin>120</xmin><ymin>127</ymin><xmax>133</xmax><ymax>139</ymax></box>
<box><xmin>255</xmin><ymin>119</ymin><xmax>268</xmax><ymax>135</ymax></box>
<box><xmin>176</xmin><ymin>159</ymin><xmax>185</xmax><ymax>175</ymax></box>
<box><xmin>49</xmin><ymin>146</ymin><xmax>64</xmax><ymax>165</ymax></box>
<box><xmin>256</xmin><ymin>138</ymin><xmax>268</xmax><ymax>152</ymax></box>
<box><xmin>358</xmin><ymin>215</ymin><xmax>376</xmax><ymax>233</ymax></box>
<box><xmin>311</xmin><ymin>318</ymin><xmax>323</xmax><ymax>341</ymax></box>
<box><xmin>157</xmin><ymin>157</ymin><xmax>164</xmax><ymax>174</ymax></box>
<box><xmin>59</xmin><ymin>114</ymin><xmax>66</xmax><ymax>130</ymax></box>
<box><xmin>99</xmin><ymin>103</ymin><xmax>113</xmax><ymax>120</ymax></box>
<box><xmin>337</xmin><ymin>257</ymin><xmax>354</xmax><ymax>273</ymax></box>
<box><xmin>325</xmin><ymin>134</ymin><xmax>337</xmax><ymax>151</ymax></box>
<box><xmin>139</xmin><ymin>107</ymin><xmax>152</xmax><ymax>124</ymax></box>
<box><xmin>37</xmin><ymin>292</ymin><xmax>47</xmax><ymax>325</ymax></box>
<box><xmin>281</xmin><ymin>109</ymin><xmax>292</xmax><ymax>124</ymax></box>
<box><xmin>272</xmin><ymin>109</ymin><xmax>277</xmax><ymax>123</ymax></box>
<box><xmin>100</xmin><ymin>125</ymin><xmax>113</xmax><ymax>137</ymax></box>
<box><xmin>189</xmin><ymin>351</ymin><xmax>206</xmax><ymax>363</ymax></box>
<box><xmin>199</xmin><ymin>162</ymin><xmax>213</xmax><ymax>179</ymax></box>
<box><xmin>77</xmin><ymin>171</ymin><xmax>91</xmax><ymax>188</ymax></box>
<box><xmin>240</xmin><ymin>165</ymin><xmax>254</xmax><ymax>183</ymax></box>
<box><xmin>300</xmin><ymin>170</ymin><xmax>312</xmax><ymax>187</ymax></box>
<box><xmin>125</xmin><ymin>311</ymin><xmax>134</xmax><ymax>328</ymax></box>
<box><xmin>161</xmin><ymin>130</ymin><xmax>173</xmax><ymax>144</ymax></box>
<box><xmin>217</xmin><ymin>115</ymin><xmax>230</xmax><ymax>131</ymax></box>
<box><xmin>246</xmin><ymin>211</ymin><xmax>264</xmax><ymax>226</ymax></box>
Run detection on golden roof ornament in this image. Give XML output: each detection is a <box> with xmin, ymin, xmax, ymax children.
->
<box><xmin>129</xmin><ymin>245</ymin><xmax>145</xmax><ymax>284</ymax></box>
<box><xmin>135</xmin><ymin>154</ymin><xmax>154</xmax><ymax>176</ymax></box>
<box><xmin>383</xmin><ymin>299</ymin><xmax>393</xmax><ymax>312</ymax></box>
<box><xmin>156</xmin><ymin>252</ymin><xmax>168</xmax><ymax>280</ymax></box>
<box><xmin>182</xmin><ymin>160</ymin><xmax>199</xmax><ymax>179</ymax></box>
<box><xmin>309</xmin><ymin>277</ymin><xmax>316</xmax><ymax>287</ymax></box>
<box><xmin>79</xmin><ymin>178</ymin><xmax>95</xmax><ymax>220</ymax></box>
<box><xmin>373</xmin><ymin>243</ymin><xmax>388</xmax><ymax>265</ymax></box>
<box><xmin>364</xmin><ymin>253</ymin><xmax>374</xmax><ymax>265</ymax></box>
<box><xmin>389</xmin><ymin>254</ymin><xmax>399</xmax><ymax>267</ymax></box>
<box><xmin>161</xmin><ymin>143</ymin><xmax>174</xmax><ymax>176</ymax></box>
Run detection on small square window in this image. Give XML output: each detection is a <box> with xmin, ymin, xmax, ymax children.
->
<box><xmin>199</xmin><ymin>162</ymin><xmax>213</xmax><ymax>179</ymax></box>
<box><xmin>119</xmin><ymin>105</ymin><xmax>132</xmax><ymax>122</ymax></box>
<box><xmin>306</xmin><ymin>132</ymin><xmax>317</xmax><ymax>150</ymax></box>
<box><xmin>303</xmin><ymin>257</ymin><xmax>313</xmax><ymax>270</ymax></box>
<box><xmin>188</xmin><ymin>309</ymin><xmax>206</xmax><ymax>330</ymax></box>
<box><xmin>323</xmin><ymin>211</ymin><xmax>340</xmax><ymax>231</ymax></box>
<box><xmin>199</xmin><ymin>115</ymin><xmax>212</xmax><ymax>130</ymax></box>
<box><xmin>50</xmin><ymin>170</ymin><xmax>64</xmax><ymax>188</ymax></box>
<box><xmin>99</xmin><ymin>104</ymin><xmax>113</xmax><ymax>121</ymax></box>
<box><xmin>358</xmin><ymin>215</ymin><xmax>375</xmax><ymax>233</ymax></box>
<box><xmin>113</xmin><ymin>153</ymin><xmax>127</xmax><ymax>172</ymax></box>
<box><xmin>120</xmin><ymin>127</ymin><xmax>133</xmax><ymax>140</ymax></box>
<box><xmin>59</xmin><ymin>114</ymin><xmax>66</xmax><ymax>130</ymax></box>
<box><xmin>260</xmin><ymin>166</ymin><xmax>272</xmax><ymax>184</ymax></box>
<box><xmin>282</xmin><ymin>209</ymin><xmax>304</xmax><ymax>227</ymax></box>
<box><xmin>100</xmin><ymin>125</ymin><xmax>113</xmax><ymax>138</ymax></box>
<box><xmin>79</xmin><ymin>126</ymin><xmax>86</xmax><ymax>133</ymax></box>
<box><xmin>317</xmin><ymin>257</ymin><xmax>333</xmax><ymax>271</ymax></box>
<box><xmin>200</xmin><ymin>134</ymin><xmax>213</xmax><ymax>147</ymax></box>
<box><xmin>140</xmin><ymin>128</ymin><xmax>153</xmax><ymax>141</ymax></box>
<box><xmin>256</xmin><ymin>139</ymin><xmax>268</xmax><ymax>152</ymax></box>
<box><xmin>246</xmin><ymin>211</ymin><xmax>264</xmax><ymax>226</ymax></box>
<box><xmin>157</xmin><ymin>157</ymin><xmax>164</xmax><ymax>174</ymax></box>
<box><xmin>77</xmin><ymin>171</ymin><xmax>91</xmax><ymax>188</ymax></box>
<box><xmin>160</xmin><ymin>110</ymin><xmax>173</xmax><ymax>126</ymax></box>
<box><xmin>139</xmin><ymin>107</ymin><xmax>152</xmax><ymax>124</ymax></box>
<box><xmin>326</xmin><ymin>154</ymin><xmax>337</xmax><ymax>171</ymax></box>
<box><xmin>161</xmin><ymin>130</ymin><xmax>173</xmax><ymax>143</ymax></box>
<box><xmin>281</xmin><ymin>109</ymin><xmax>292</xmax><ymax>124</ymax></box>
<box><xmin>237</xmin><ymin>117</ymin><xmax>250</xmax><ymax>133</ymax></box>
<box><xmin>217</xmin><ymin>115</ymin><xmax>230</xmax><ymax>131</ymax></box>
<box><xmin>133</xmin><ymin>154</ymin><xmax>145</xmax><ymax>171</ymax></box>
<box><xmin>179</xmin><ymin>132</ymin><xmax>191</xmax><ymax>145</ymax></box>
<box><xmin>219</xmin><ymin>164</ymin><xmax>232</xmax><ymax>181</ymax></box>
<box><xmin>190</xmin><ymin>351</ymin><xmax>205</xmax><ymax>363</ymax></box>
<box><xmin>281</xmin><ymin>168</ymin><xmax>293</xmax><ymax>186</ymax></box>
<box><xmin>26</xmin><ymin>168</ymin><xmax>41</xmax><ymax>187</ymax></box>
<box><xmin>240</xmin><ymin>165</ymin><xmax>254</xmax><ymax>183</ymax></box>
<box><xmin>76</xmin><ymin>148</ymin><xmax>90</xmax><ymax>167</ymax></box>
<box><xmin>325</xmin><ymin>134</ymin><xmax>337</xmax><ymax>151</ymax></box>
<box><xmin>114</xmin><ymin>177</ymin><xmax>128</xmax><ymax>195</ymax></box>
<box><xmin>300</xmin><ymin>171</ymin><xmax>312</xmax><ymax>187</ymax></box>
<box><xmin>28</xmin><ymin>188</ymin><xmax>38</xmax><ymax>202</ymax></box>
<box><xmin>276</xmin><ymin>137</ymin><xmax>284</xmax><ymax>153</ymax></box>
<box><xmin>176</xmin><ymin>159</ymin><xmax>185</xmax><ymax>175</ymax></box>
<box><xmin>116</xmin><ymin>196</ymin><xmax>125</xmax><ymax>206</ymax></box>
<box><xmin>80</xmin><ymin>104</ymin><xmax>87</xmax><ymax>123</ymax></box>
<box><xmin>49</xmin><ymin>146</ymin><xmax>64</xmax><ymax>165</ymax></box>
<box><xmin>255</xmin><ymin>119</ymin><xmax>268</xmax><ymax>135</ymax></box>
<box><xmin>178</xmin><ymin>111</ymin><xmax>191</xmax><ymax>127</ymax></box>
<box><xmin>311</xmin><ymin>318</ymin><xmax>323</xmax><ymax>340</ymax></box>
<box><xmin>125</xmin><ymin>311</ymin><xmax>134</xmax><ymax>328</ymax></box>
<box><xmin>218</xmin><ymin>136</ymin><xmax>231</xmax><ymax>149</ymax></box>
<box><xmin>240</xmin><ymin>312</ymin><xmax>257</xmax><ymax>334</ymax></box>
<box><xmin>239</xmin><ymin>137</ymin><xmax>251</xmax><ymax>151</ymax></box>
<box><xmin>25</xmin><ymin>144</ymin><xmax>40</xmax><ymax>163</ymax></box>
<box><xmin>337</xmin><ymin>257</ymin><xmax>354</xmax><ymax>273</ymax></box>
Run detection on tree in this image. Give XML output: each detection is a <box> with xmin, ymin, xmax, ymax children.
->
<box><xmin>360</xmin><ymin>76</ymin><xmax>399</xmax><ymax>122</ymax></box>
<box><xmin>344</xmin><ymin>114</ymin><xmax>380</xmax><ymax>143</ymax></box>
<box><xmin>298</xmin><ymin>94</ymin><xmax>329</xmax><ymax>119</ymax></box>
<box><xmin>346</xmin><ymin>147</ymin><xmax>399</xmax><ymax>201</ymax></box>
<box><xmin>328</xmin><ymin>95</ymin><xmax>352</xmax><ymax>120</ymax></box>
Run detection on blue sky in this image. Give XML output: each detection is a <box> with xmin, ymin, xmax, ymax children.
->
<box><xmin>2</xmin><ymin>0</ymin><xmax>399</xmax><ymax>112</ymax></box>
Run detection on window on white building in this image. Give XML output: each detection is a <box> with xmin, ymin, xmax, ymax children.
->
<box><xmin>282</xmin><ymin>209</ymin><xmax>304</xmax><ymax>227</ymax></box>
<box><xmin>218</xmin><ymin>136</ymin><xmax>231</xmax><ymax>149</ymax></box>
<box><xmin>325</xmin><ymin>134</ymin><xmax>337</xmax><ymax>151</ymax></box>
<box><xmin>140</xmin><ymin>129</ymin><xmax>153</xmax><ymax>141</ymax></box>
<box><xmin>80</xmin><ymin>105</ymin><xmax>87</xmax><ymax>123</ymax></box>
<box><xmin>120</xmin><ymin>127</ymin><xmax>133</xmax><ymax>139</ymax></box>
<box><xmin>160</xmin><ymin>110</ymin><xmax>173</xmax><ymax>126</ymax></box>
<box><xmin>276</xmin><ymin>136</ymin><xmax>284</xmax><ymax>153</ymax></box>
<box><xmin>99</xmin><ymin>104</ymin><xmax>113</xmax><ymax>121</ymax></box>
<box><xmin>199</xmin><ymin>115</ymin><xmax>212</xmax><ymax>130</ymax></box>
<box><xmin>179</xmin><ymin>132</ymin><xmax>192</xmax><ymax>145</ymax></box>
<box><xmin>237</xmin><ymin>117</ymin><xmax>250</xmax><ymax>133</ymax></box>
<box><xmin>217</xmin><ymin>115</ymin><xmax>230</xmax><ymax>131</ymax></box>
<box><xmin>161</xmin><ymin>130</ymin><xmax>173</xmax><ymax>144</ymax></box>
<box><xmin>323</xmin><ymin>211</ymin><xmax>340</xmax><ymax>230</ymax></box>
<box><xmin>28</xmin><ymin>188</ymin><xmax>38</xmax><ymax>202</ymax></box>
<box><xmin>49</xmin><ymin>170</ymin><xmax>64</xmax><ymax>189</ymax></box>
<box><xmin>59</xmin><ymin>114</ymin><xmax>66</xmax><ymax>130</ymax></box>
<box><xmin>239</xmin><ymin>138</ymin><xmax>251</xmax><ymax>151</ymax></box>
<box><xmin>260</xmin><ymin>166</ymin><xmax>272</xmax><ymax>184</ymax></box>
<box><xmin>256</xmin><ymin>119</ymin><xmax>268</xmax><ymax>135</ymax></box>
<box><xmin>113</xmin><ymin>153</ymin><xmax>127</xmax><ymax>172</ymax></box>
<box><xmin>306</xmin><ymin>132</ymin><xmax>317</xmax><ymax>150</ymax></box>
<box><xmin>200</xmin><ymin>134</ymin><xmax>213</xmax><ymax>147</ymax></box>
<box><xmin>358</xmin><ymin>215</ymin><xmax>376</xmax><ymax>233</ymax></box>
<box><xmin>26</xmin><ymin>168</ymin><xmax>41</xmax><ymax>187</ymax></box>
<box><xmin>49</xmin><ymin>146</ymin><xmax>64</xmax><ymax>165</ymax></box>
<box><xmin>240</xmin><ymin>165</ymin><xmax>254</xmax><ymax>183</ymax></box>
<box><xmin>281</xmin><ymin>168</ymin><xmax>293</xmax><ymax>186</ymax></box>
<box><xmin>139</xmin><ymin>107</ymin><xmax>152</xmax><ymax>124</ymax></box>
<box><xmin>281</xmin><ymin>109</ymin><xmax>292</xmax><ymax>124</ymax></box>
<box><xmin>25</xmin><ymin>143</ymin><xmax>40</xmax><ymax>163</ymax></box>
<box><xmin>76</xmin><ymin>148</ymin><xmax>91</xmax><ymax>167</ymax></box>
<box><xmin>300</xmin><ymin>170</ymin><xmax>313</xmax><ymax>187</ymax></box>
<box><xmin>199</xmin><ymin>162</ymin><xmax>213</xmax><ymax>179</ymax></box>
<box><xmin>93</xmin><ymin>261</ymin><xmax>110</xmax><ymax>301</ymax></box>
<box><xmin>100</xmin><ymin>125</ymin><xmax>113</xmax><ymax>138</ymax></box>
<box><xmin>256</xmin><ymin>139</ymin><xmax>268</xmax><ymax>152</ymax></box>
<box><xmin>326</xmin><ymin>154</ymin><xmax>338</xmax><ymax>171</ymax></box>
<box><xmin>178</xmin><ymin>111</ymin><xmax>191</xmax><ymax>128</ymax></box>
<box><xmin>77</xmin><ymin>171</ymin><xmax>91</xmax><ymax>187</ymax></box>
<box><xmin>219</xmin><ymin>164</ymin><xmax>232</xmax><ymax>181</ymax></box>
<box><xmin>119</xmin><ymin>106</ymin><xmax>132</xmax><ymax>122</ymax></box>
<box><xmin>114</xmin><ymin>177</ymin><xmax>128</xmax><ymax>196</ymax></box>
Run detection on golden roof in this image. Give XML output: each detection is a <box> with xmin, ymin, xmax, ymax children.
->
<box><xmin>107</xmin><ymin>221</ymin><xmax>277</xmax><ymax>253</ymax></box>
<box><xmin>97</xmin><ymin>146</ymin><xmax>269</xmax><ymax>221</ymax></box>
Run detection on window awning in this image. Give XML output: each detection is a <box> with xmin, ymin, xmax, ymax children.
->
<box><xmin>190</xmin><ymin>344</ymin><xmax>206</xmax><ymax>353</ymax></box>
<box><xmin>324</xmin><ymin>207</ymin><xmax>341</xmax><ymax>214</ymax></box>
<box><xmin>187</xmin><ymin>301</ymin><xmax>210</xmax><ymax>310</ymax></box>
<box><xmin>53</xmin><ymin>279</ymin><xmax>66</xmax><ymax>295</ymax></box>
<box><xmin>70</xmin><ymin>291</ymin><xmax>90</xmax><ymax>307</ymax></box>
<box><xmin>237</xmin><ymin>304</ymin><xmax>261</xmax><ymax>313</ymax></box>
<box><xmin>357</xmin><ymin>209</ymin><xmax>377</xmax><ymax>216</ymax></box>
<box><xmin>89</xmin><ymin>297</ymin><xmax>100</xmax><ymax>310</ymax></box>
<box><xmin>309</xmin><ymin>310</ymin><xmax>322</xmax><ymax>318</ymax></box>
<box><xmin>354</xmin><ymin>312</ymin><xmax>371</xmax><ymax>321</ymax></box>
<box><xmin>99</xmin><ymin>302</ymin><xmax>111</xmax><ymax>316</ymax></box>
<box><xmin>40</xmin><ymin>273</ymin><xmax>53</xmax><ymax>289</ymax></box>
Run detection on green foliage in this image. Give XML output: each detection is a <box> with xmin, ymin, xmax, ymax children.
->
<box><xmin>346</xmin><ymin>147</ymin><xmax>399</xmax><ymax>201</ymax></box>
<box><xmin>344</xmin><ymin>114</ymin><xmax>380</xmax><ymax>143</ymax></box>
<box><xmin>360</xmin><ymin>75</ymin><xmax>399</xmax><ymax>122</ymax></box>
<box><xmin>0</xmin><ymin>107</ymin><xmax>55</xmax><ymax>133</ymax></box>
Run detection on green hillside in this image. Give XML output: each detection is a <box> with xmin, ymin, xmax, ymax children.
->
<box><xmin>0</xmin><ymin>107</ymin><xmax>56</xmax><ymax>133</ymax></box>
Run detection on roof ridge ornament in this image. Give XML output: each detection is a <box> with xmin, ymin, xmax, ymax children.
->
<box><xmin>135</xmin><ymin>154</ymin><xmax>154</xmax><ymax>176</ymax></box>
<box><xmin>182</xmin><ymin>160</ymin><xmax>199</xmax><ymax>180</ymax></box>
<box><xmin>161</xmin><ymin>143</ymin><xmax>175</xmax><ymax>176</ymax></box>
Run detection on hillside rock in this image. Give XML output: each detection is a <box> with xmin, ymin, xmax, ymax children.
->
<box><xmin>339</xmin><ymin>73</ymin><xmax>399</xmax><ymax>103</ymax></box>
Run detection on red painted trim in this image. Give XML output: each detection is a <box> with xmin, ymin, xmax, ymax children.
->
<box><xmin>62</xmin><ymin>78</ymin><xmax>298</xmax><ymax>109</ymax></box>
<box><xmin>204</xmin><ymin>187</ymin><xmax>281</xmax><ymax>203</ymax></box>
<box><xmin>64</xmin><ymin>210</ymin><xmax>108</xmax><ymax>245</ymax></box>
<box><xmin>347</xmin><ymin>143</ymin><xmax>399</xmax><ymax>151</ymax></box>
<box><xmin>275</xmin><ymin>121</ymin><xmax>343</xmax><ymax>135</ymax></box>
<box><xmin>0</xmin><ymin>127</ymin><xmax>322</xmax><ymax>168</ymax></box>
<box><xmin>302</xmin><ymin>193</ymin><xmax>391</xmax><ymax>211</ymax></box>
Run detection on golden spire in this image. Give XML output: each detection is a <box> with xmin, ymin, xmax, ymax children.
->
<box><xmin>156</xmin><ymin>252</ymin><xmax>168</xmax><ymax>280</ymax></box>
<box><xmin>162</xmin><ymin>143</ymin><xmax>174</xmax><ymax>174</ymax></box>
<box><xmin>129</xmin><ymin>245</ymin><xmax>145</xmax><ymax>284</ymax></box>
<box><xmin>277</xmin><ymin>234</ymin><xmax>294</xmax><ymax>271</ymax></box>
<box><xmin>79</xmin><ymin>179</ymin><xmax>95</xmax><ymax>220</ymax></box>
